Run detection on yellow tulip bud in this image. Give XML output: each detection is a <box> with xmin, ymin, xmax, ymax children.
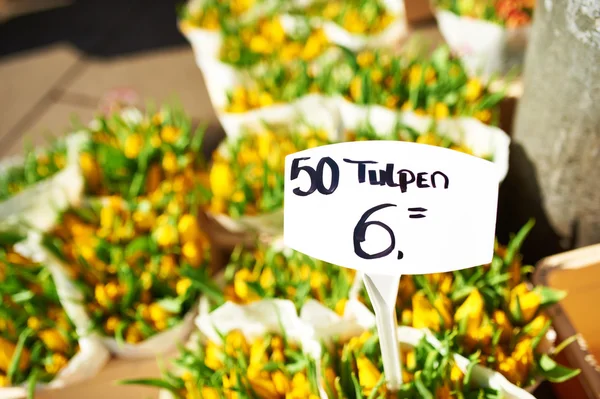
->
<box><xmin>124</xmin><ymin>133</ymin><xmax>144</xmax><ymax>159</ymax></box>
<box><xmin>39</xmin><ymin>329</ymin><xmax>69</xmax><ymax>353</ymax></box>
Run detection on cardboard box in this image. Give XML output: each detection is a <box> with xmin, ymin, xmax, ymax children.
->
<box><xmin>533</xmin><ymin>244</ymin><xmax>600</xmax><ymax>399</ymax></box>
<box><xmin>404</xmin><ymin>0</ymin><xmax>434</xmax><ymax>24</ymax></box>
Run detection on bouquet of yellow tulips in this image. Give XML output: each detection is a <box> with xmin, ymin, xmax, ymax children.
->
<box><xmin>345</xmin><ymin>121</ymin><xmax>490</xmax><ymax>160</ymax></box>
<box><xmin>290</xmin><ymin>0</ymin><xmax>396</xmax><ymax>36</ymax></box>
<box><xmin>0</xmin><ymin>233</ymin><xmax>79</xmax><ymax>396</ymax></box>
<box><xmin>79</xmin><ymin>106</ymin><xmax>208</xmax><ymax>201</ymax></box>
<box><xmin>358</xmin><ymin>221</ymin><xmax>579</xmax><ymax>387</ymax></box>
<box><xmin>0</xmin><ymin>141</ymin><xmax>67</xmax><ymax>202</ymax></box>
<box><xmin>41</xmin><ymin>197</ymin><xmax>215</xmax><ymax>348</ymax></box>
<box><xmin>125</xmin><ymin>329</ymin><xmax>321</xmax><ymax>399</ymax></box>
<box><xmin>224</xmin><ymin>57</ymin><xmax>324</xmax><ymax>113</ymax></box>
<box><xmin>321</xmin><ymin>329</ymin><xmax>500</xmax><ymax>399</ymax></box>
<box><xmin>219</xmin><ymin>16</ymin><xmax>330</xmax><ymax>68</ymax></box>
<box><xmin>208</xmin><ymin>121</ymin><xmax>332</xmax><ymax>221</ymax></box>
<box><xmin>221</xmin><ymin>243</ymin><xmax>356</xmax><ymax>313</ymax></box>
<box><xmin>321</xmin><ymin>46</ymin><xmax>504</xmax><ymax>124</ymax></box>
<box><xmin>179</xmin><ymin>0</ymin><xmax>286</xmax><ymax>31</ymax></box>
<box><xmin>435</xmin><ymin>0</ymin><xmax>534</xmax><ymax>28</ymax></box>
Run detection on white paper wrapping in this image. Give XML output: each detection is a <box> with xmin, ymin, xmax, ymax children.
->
<box><xmin>300</xmin><ymin>300</ymin><xmax>537</xmax><ymax>399</ymax></box>
<box><xmin>99</xmin><ymin>308</ymin><xmax>197</xmax><ymax>359</ymax></box>
<box><xmin>16</xmin><ymin>231</ymin><xmax>198</xmax><ymax>359</ymax></box>
<box><xmin>338</xmin><ymin>99</ymin><xmax>511</xmax><ymax>182</ymax></box>
<box><xmin>0</xmin><ymin>131</ymin><xmax>88</xmax><ymax>232</ymax></box>
<box><xmin>1</xmin><ymin>240</ymin><xmax>110</xmax><ymax>399</ymax></box>
<box><xmin>435</xmin><ymin>9</ymin><xmax>530</xmax><ymax>77</ymax></box>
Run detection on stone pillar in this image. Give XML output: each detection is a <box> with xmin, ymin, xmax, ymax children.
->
<box><xmin>507</xmin><ymin>0</ymin><xmax>600</xmax><ymax>257</ymax></box>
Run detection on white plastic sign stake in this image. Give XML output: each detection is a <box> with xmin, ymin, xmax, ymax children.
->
<box><xmin>283</xmin><ymin>141</ymin><xmax>499</xmax><ymax>391</ymax></box>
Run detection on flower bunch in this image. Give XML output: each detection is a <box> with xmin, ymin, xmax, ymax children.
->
<box><xmin>219</xmin><ymin>17</ymin><xmax>330</xmax><ymax>68</ymax></box>
<box><xmin>359</xmin><ymin>221</ymin><xmax>579</xmax><ymax>387</ymax></box>
<box><xmin>180</xmin><ymin>0</ymin><xmax>283</xmax><ymax>31</ymax></box>
<box><xmin>0</xmin><ymin>141</ymin><xmax>67</xmax><ymax>201</ymax></box>
<box><xmin>290</xmin><ymin>0</ymin><xmax>396</xmax><ymax>35</ymax></box>
<box><xmin>208</xmin><ymin>122</ymin><xmax>332</xmax><ymax>218</ymax></box>
<box><xmin>222</xmin><ymin>244</ymin><xmax>356</xmax><ymax>313</ymax></box>
<box><xmin>79</xmin><ymin>106</ymin><xmax>208</xmax><ymax>200</ymax></box>
<box><xmin>321</xmin><ymin>330</ymin><xmax>500</xmax><ymax>398</ymax></box>
<box><xmin>0</xmin><ymin>234</ymin><xmax>79</xmax><ymax>395</ymax></box>
<box><xmin>320</xmin><ymin>46</ymin><xmax>504</xmax><ymax>123</ymax></box>
<box><xmin>127</xmin><ymin>330</ymin><xmax>321</xmax><ymax>399</ymax></box>
<box><xmin>42</xmin><ymin>197</ymin><xmax>216</xmax><ymax>344</ymax></box>
<box><xmin>345</xmin><ymin>122</ymin><xmax>489</xmax><ymax>160</ymax></box>
<box><xmin>435</xmin><ymin>0</ymin><xmax>534</xmax><ymax>28</ymax></box>
<box><xmin>225</xmin><ymin>58</ymin><xmax>321</xmax><ymax>113</ymax></box>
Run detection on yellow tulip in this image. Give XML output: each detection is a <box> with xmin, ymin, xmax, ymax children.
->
<box><xmin>433</xmin><ymin>295</ymin><xmax>453</xmax><ymax>329</ymax></box>
<box><xmin>200</xmin><ymin>387</ymin><xmax>219</xmax><ymax>399</ymax></box>
<box><xmin>412</xmin><ymin>292</ymin><xmax>441</xmax><ymax>331</ymax></box>
<box><xmin>493</xmin><ymin>310</ymin><xmax>513</xmax><ymax>342</ymax></box>
<box><xmin>474</xmin><ymin>109</ymin><xmax>492</xmax><ymax>123</ymax></box>
<box><xmin>225</xmin><ymin>330</ymin><xmax>249</xmax><ymax>356</ymax></box>
<box><xmin>39</xmin><ymin>329</ymin><xmax>69</xmax><ymax>353</ymax></box>
<box><xmin>104</xmin><ymin>316</ymin><xmax>120</xmax><ymax>335</ymax></box>
<box><xmin>149</xmin><ymin>303</ymin><xmax>170</xmax><ymax>323</ymax></box>
<box><xmin>161</xmin><ymin>126</ymin><xmax>180</xmax><ymax>144</ymax></box>
<box><xmin>79</xmin><ymin>152</ymin><xmax>101</xmax><ymax>188</ymax></box>
<box><xmin>272</xmin><ymin>370</ymin><xmax>291</xmax><ymax>395</ymax></box>
<box><xmin>177</xmin><ymin>214</ymin><xmax>200</xmax><ymax>243</ymax></box>
<box><xmin>357</xmin><ymin>51</ymin><xmax>375</xmax><ymax>68</ymax></box>
<box><xmin>162</xmin><ymin>151</ymin><xmax>178</xmax><ymax>174</ymax></box>
<box><xmin>357</xmin><ymin>356</ymin><xmax>381</xmax><ymax>393</ymax></box>
<box><xmin>454</xmin><ymin>289</ymin><xmax>484</xmax><ymax>332</ymax></box>
<box><xmin>154</xmin><ymin>224</ymin><xmax>178</xmax><ymax>248</ymax></box>
<box><xmin>182</xmin><ymin>241</ymin><xmax>203</xmax><ymax>267</ymax></box>
<box><xmin>176</xmin><ymin>278</ymin><xmax>193</xmax><ymax>296</ymax></box>
<box><xmin>465</xmin><ymin>78</ymin><xmax>483</xmax><ymax>102</ymax></box>
<box><xmin>350</xmin><ymin>76</ymin><xmax>362</xmax><ymax>101</ymax></box>
<box><xmin>27</xmin><ymin>316</ymin><xmax>42</xmax><ymax>331</ymax></box>
<box><xmin>510</xmin><ymin>283</ymin><xmax>541</xmax><ymax>323</ymax></box>
<box><xmin>124</xmin><ymin>133</ymin><xmax>144</xmax><ymax>159</ymax></box>
<box><xmin>204</xmin><ymin>341</ymin><xmax>223</xmax><ymax>370</ymax></box>
<box><xmin>210</xmin><ymin>163</ymin><xmax>235</xmax><ymax>198</ymax></box>
<box><xmin>45</xmin><ymin>353</ymin><xmax>68</xmax><ymax>375</ymax></box>
<box><xmin>335</xmin><ymin>298</ymin><xmax>347</xmax><ymax>316</ymax></box>
<box><xmin>434</xmin><ymin>102</ymin><xmax>450</xmax><ymax>119</ymax></box>
<box><xmin>0</xmin><ymin>337</ymin><xmax>30</xmax><ymax>372</ymax></box>
<box><xmin>249</xmin><ymin>376</ymin><xmax>280</xmax><ymax>399</ymax></box>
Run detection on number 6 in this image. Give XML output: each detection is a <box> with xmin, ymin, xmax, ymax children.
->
<box><xmin>353</xmin><ymin>203</ymin><xmax>397</xmax><ymax>260</ymax></box>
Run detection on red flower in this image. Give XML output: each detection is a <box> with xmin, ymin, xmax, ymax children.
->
<box><xmin>505</xmin><ymin>9</ymin><xmax>531</xmax><ymax>27</ymax></box>
<box><xmin>496</xmin><ymin>0</ymin><xmax>520</xmax><ymax>19</ymax></box>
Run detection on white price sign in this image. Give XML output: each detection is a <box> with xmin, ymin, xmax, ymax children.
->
<box><xmin>284</xmin><ymin>141</ymin><xmax>499</xmax><ymax>276</ymax></box>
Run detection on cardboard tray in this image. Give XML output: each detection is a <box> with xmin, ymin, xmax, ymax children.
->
<box><xmin>533</xmin><ymin>244</ymin><xmax>600</xmax><ymax>399</ymax></box>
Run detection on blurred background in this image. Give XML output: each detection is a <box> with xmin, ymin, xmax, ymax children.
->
<box><xmin>0</xmin><ymin>0</ymin><xmax>223</xmax><ymax>158</ymax></box>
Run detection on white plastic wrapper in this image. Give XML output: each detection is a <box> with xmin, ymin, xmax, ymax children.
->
<box><xmin>399</xmin><ymin>112</ymin><xmax>511</xmax><ymax>182</ymax></box>
<box><xmin>435</xmin><ymin>9</ymin><xmax>530</xmax><ymax>77</ymax></box>
<box><xmin>300</xmin><ymin>300</ymin><xmax>537</xmax><ymax>399</ymax></box>
<box><xmin>337</xmin><ymin>99</ymin><xmax>511</xmax><ymax>182</ymax></box>
<box><xmin>17</xmin><ymin>231</ymin><xmax>198</xmax><ymax>359</ymax></box>
<box><xmin>206</xmin><ymin>94</ymin><xmax>342</xmax><ymax>235</ymax></box>
<box><xmin>1</xmin><ymin>240</ymin><xmax>110</xmax><ymax>399</ymax></box>
<box><xmin>0</xmin><ymin>131</ymin><xmax>88</xmax><ymax>232</ymax></box>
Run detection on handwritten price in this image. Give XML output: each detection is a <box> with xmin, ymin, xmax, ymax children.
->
<box><xmin>290</xmin><ymin>156</ymin><xmax>448</xmax><ymax>262</ymax></box>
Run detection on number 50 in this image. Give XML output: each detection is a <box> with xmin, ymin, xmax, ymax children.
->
<box><xmin>290</xmin><ymin>157</ymin><xmax>340</xmax><ymax>197</ymax></box>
